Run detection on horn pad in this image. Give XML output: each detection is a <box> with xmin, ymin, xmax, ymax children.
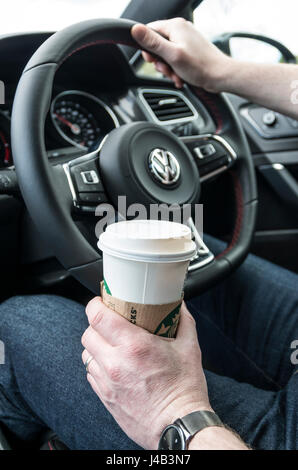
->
<box><xmin>100</xmin><ymin>122</ymin><xmax>201</xmax><ymax>207</ymax></box>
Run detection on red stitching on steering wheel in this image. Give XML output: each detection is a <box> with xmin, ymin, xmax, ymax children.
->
<box><xmin>58</xmin><ymin>39</ymin><xmax>135</xmax><ymax>69</ymax></box>
<box><xmin>191</xmin><ymin>87</ymin><xmax>244</xmax><ymax>258</ymax></box>
<box><xmin>216</xmin><ymin>171</ymin><xmax>244</xmax><ymax>259</ymax></box>
<box><xmin>192</xmin><ymin>87</ymin><xmax>224</xmax><ymax>133</ymax></box>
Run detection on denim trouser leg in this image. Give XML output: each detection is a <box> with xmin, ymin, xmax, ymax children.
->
<box><xmin>0</xmin><ymin>295</ymin><xmax>140</xmax><ymax>450</ymax></box>
<box><xmin>188</xmin><ymin>235</ymin><xmax>298</xmax><ymax>390</ymax></box>
<box><xmin>0</xmin><ymin>236</ymin><xmax>297</xmax><ymax>449</ymax></box>
<box><xmin>187</xmin><ymin>235</ymin><xmax>298</xmax><ymax>450</ymax></box>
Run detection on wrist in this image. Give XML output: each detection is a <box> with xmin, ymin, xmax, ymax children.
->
<box><xmin>156</xmin><ymin>399</ymin><xmax>249</xmax><ymax>451</ymax></box>
<box><xmin>203</xmin><ymin>55</ymin><xmax>237</xmax><ymax>94</ymax></box>
<box><xmin>154</xmin><ymin>399</ymin><xmax>213</xmax><ymax>449</ymax></box>
<box><xmin>188</xmin><ymin>425</ymin><xmax>249</xmax><ymax>450</ymax></box>
<box><xmin>164</xmin><ymin>399</ymin><xmax>214</xmax><ymax>426</ymax></box>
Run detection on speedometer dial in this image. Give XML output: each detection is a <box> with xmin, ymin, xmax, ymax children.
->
<box><xmin>51</xmin><ymin>91</ymin><xmax>119</xmax><ymax>150</ymax></box>
<box><xmin>53</xmin><ymin>101</ymin><xmax>100</xmax><ymax>149</ymax></box>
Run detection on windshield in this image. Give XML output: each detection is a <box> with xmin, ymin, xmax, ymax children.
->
<box><xmin>0</xmin><ymin>0</ymin><xmax>131</xmax><ymax>34</ymax></box>
<box><xmin>195</xmin><ymin>0</ymin><xmax>298</xmax><ymax>59</ymax></box>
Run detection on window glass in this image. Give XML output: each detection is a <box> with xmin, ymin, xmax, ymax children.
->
<box><xmin>1</xmin><ymin>0</ymin><xmax>131</xmax><ymax>34</ymax></box>
<box><xmin>194</xmin><ymin>0</ymin><xmax>298</xmax><ymax>61</ymax></box>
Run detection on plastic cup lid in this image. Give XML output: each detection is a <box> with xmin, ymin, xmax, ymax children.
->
<box><xmin>98</xmin><ymin>220</ymin><xmax>197</xmax><ymax>263</ymax></box>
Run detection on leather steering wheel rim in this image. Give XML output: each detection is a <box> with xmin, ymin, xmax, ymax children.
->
<box><xmin>11</xmin><ymin>18</ymin><xmax>258</xmax><ymax>298</ymax></box>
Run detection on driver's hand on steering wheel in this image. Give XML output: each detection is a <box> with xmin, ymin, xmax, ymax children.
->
<box><xmin>131</xmin><ymin>18</ymin><xmax>231</xmax><ymax>92</ymax></box>
<box><xmin>81</xmin><ymin>297</ymin><xmax>212</xmax><ymax>450</ymax></box>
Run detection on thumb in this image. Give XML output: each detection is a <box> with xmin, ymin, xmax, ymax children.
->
<box><xmin>131</xmin><ymin>23</ymin><xmax>174</xmax><ymax>61</ymax></box>
<box><xmin>176</xmin><ymin>302</ymin><xmax>198</xmax><ymax>343</ymax></box>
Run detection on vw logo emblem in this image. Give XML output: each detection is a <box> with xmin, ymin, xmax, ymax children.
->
<box><xmin>148</xmin><ymin>148</ymin><xmax>180</xmax><ymax>186</ymax></box>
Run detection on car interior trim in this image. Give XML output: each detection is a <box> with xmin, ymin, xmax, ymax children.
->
<box><xmin>138</xmin><ymin>87</ymin><xmax>200</xmax><ymax>125</ymax></box>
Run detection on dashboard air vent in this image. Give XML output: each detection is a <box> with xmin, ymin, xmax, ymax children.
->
<box><xmin>140</xmin><ymin>90</ymin><xmax>196</xmax><ymax>124</ymax></box>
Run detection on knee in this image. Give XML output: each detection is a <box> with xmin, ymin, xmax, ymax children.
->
<box><xmin>0</xmin><ymin>294</ymin><xmax>71</xmax><ymax>339</ymax></box>
<box><xmin>1</xmin><ymin>294</ymin><xmax>86</xmax><ymax>346</ymax></box>
<box><xmin>0</xmin><ymin>295</ymin><xmax>33</xmax><ymax>322</ymax></box>
<box><xmin>0</xmin><ymin>295</ymin><xmax>42</xmax><ymax>339</ymax></box>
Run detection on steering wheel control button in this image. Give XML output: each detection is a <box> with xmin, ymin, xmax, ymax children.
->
<box><xmin>78</xmin><ymin>192</ymin><xmax>108</xmax><ymax>204</ymax></box>
<box><xmin>71</xmin><ymin>165</ymin><xmax>104</xmax><ymax>193</ymax></box>
<box><xmin>0</xmin><ymin>171</ymin><xmax>18</xmax><ymax>194</ymax></box>
<box><xmin>262</xmin><ymin>111</ymin><xmax>277</xmax><ymax>127</ymax></box>
<box><xmin>199</xmin><ymin>156</ymin><xmax>229</xmax><ymax>177</ymax></box>
<box><xmin>63</xmin><ymin>141</ymin><xmax>109</xmax><ymax>212</ymax></box>
<box><xmin>81</xmin><ymin>170</ymin><xmax>99</xmax><ymax>185</ymax></box>
<box><xmin>148</xmin><ymin>148</ymin><xmax>180</xmax><ymax>186</ymax></box>
<box><xmin>0</xmin><ymin>174</ymin><xmax>11</xmax><ymax>188</ymax></box>
<box><xmin>187</xmin><ymin>140</ymin><xmax>225</xmax><ymax>165</ymax></box>
<box><xmin>194</xmin><ymin>143</ymin><xmax>216</xmax><ymax>160</ymax></box>
<box><xmin>180</xmin><ymin>135</ymin><xmax>237</xmax><ymax>183</ymax></box>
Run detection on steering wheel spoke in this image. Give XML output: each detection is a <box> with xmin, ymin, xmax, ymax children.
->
<box><xmin>180</xmin><ymin>134</ymin><xmax>237</xmax><ymax>183</ymax></box>
<box><xmin>186</xmin><ymin>217</ymin><xmax>215</xmax><ymax>272</ymax></box>
<box><xmin>63</xmin><ymin>137</ymin><xmax>109</xmax><ymax>213</ymax></box>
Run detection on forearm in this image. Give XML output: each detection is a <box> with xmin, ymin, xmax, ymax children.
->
<box><xmin>215</xmin><ymin>58</ymin><xmax>298</xmax><ymax>120</ymax></box>
<box><xmin>189</xmin><ymin>425</ymin><xmax>249</xmax><ymax>450</ymax></box>
<box><xmin>133</xmin><ymin>21</ymin><xmax>298</xmax><ymax>120</ymax></box>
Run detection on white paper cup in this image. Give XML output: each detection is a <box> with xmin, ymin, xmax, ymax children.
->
<box><xmin>98</xmin><ymin>220</ymin><xmax>197</xmax><ymax>304</ymax></box>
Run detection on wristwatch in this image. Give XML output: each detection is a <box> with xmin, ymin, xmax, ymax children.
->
<box><xmin>158</xmin><ymin>410</ymin><xmax>223</xmax><ymax>450</ymax></box>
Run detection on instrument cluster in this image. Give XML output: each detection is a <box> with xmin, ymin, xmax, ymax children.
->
<box><xmin>0</xmin><ymin>89</ymin><xmax>120</xmax><ymax>168</ymax></box>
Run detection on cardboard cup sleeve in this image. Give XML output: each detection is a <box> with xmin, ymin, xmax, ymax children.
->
<box><xmin>100</xmin><ymin>281</ymin><xmax>183</xmax><ymax>338</ymax></box>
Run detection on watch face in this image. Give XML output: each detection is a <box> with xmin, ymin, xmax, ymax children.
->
<box><xmin>159</xmin><ymin>425</ymin><xmax>186</xmax><ymax>450</ymax></box>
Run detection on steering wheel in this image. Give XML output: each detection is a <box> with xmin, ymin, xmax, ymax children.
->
<box><xmin>11</xmin><ymin>19</ymin><xmax>258</xmax><ymax>298</ymax></box>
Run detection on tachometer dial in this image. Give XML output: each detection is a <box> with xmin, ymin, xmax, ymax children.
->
<box><xmin>51</xmin><ymin>91</ymin><xmax>119</xmax><ymax>150</ymax></box>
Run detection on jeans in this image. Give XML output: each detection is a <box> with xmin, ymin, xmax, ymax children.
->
<box><xmin>0</xmin><ymin>236</ymin><xmax>297</xmax><ymax>450</ymax></box>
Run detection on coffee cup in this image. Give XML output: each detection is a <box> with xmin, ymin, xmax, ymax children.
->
<box><xmin>98</xmin><ymin>219</ymin><xmax>196</xmax><ymax>305</ymax></box>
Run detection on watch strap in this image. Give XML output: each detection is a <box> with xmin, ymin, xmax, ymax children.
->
<box><xmin>175</xmin><ymin>410</ymin><xmax>223</xmax><ymax>444</ymax></box>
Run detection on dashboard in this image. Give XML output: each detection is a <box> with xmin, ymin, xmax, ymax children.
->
<box><xmin>0</xmin><ymin>32</ymin><xmax>216</xmax><ymax>171</ymax></box>
<box><xmin>1</xmin><ymin>31</ymin><xmax>298</xmax><ymax>172</ymax></box>
<box><xmin>0</xmin><ymin>84</ymin><xmax>125</xmax><ymax>168</ymax></box>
